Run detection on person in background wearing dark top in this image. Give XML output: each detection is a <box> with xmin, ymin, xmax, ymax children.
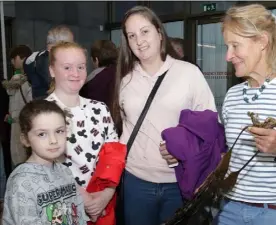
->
<box><xmin>170</xmin><ymin>37</ymin><xmax>201</xmax><ymax>69</ymax></box>
<box><xmin>170</xmin><ymin>37</ymin><xmax>185</xmax><ymax>60</ymax></box>
<box><xmin>80</xmin><ymin>40</ymin><xmax>117</xmax><ymax>110</ymax></box>
<box><xmin>24</xmin><ymin>25</ymin><xmax>74</xmax><ymax>100</ymax></box>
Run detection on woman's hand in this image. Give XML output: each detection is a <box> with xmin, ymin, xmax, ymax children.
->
<box><xmin>159</xmin><ymin>141</ymin><xmax>178</xmax><ymax>165</ymax></box>
<box><xmin>78</xmin><ymin>187</ymin><xmax>98</xmax><ymax>218</ymax></box>
<box><xmin>85</xmin><ymin>187</ymin><xmax>115</xmax><ymax>217</ymax></box>
<box><xmin>248</xmin><ymin>126</ymin><xmax>276</xmax><ymax>154</ymax></box>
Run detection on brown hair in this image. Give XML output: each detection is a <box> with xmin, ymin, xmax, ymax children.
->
<box><xmin>170</xmin><ymin>37</ymin><xmax>185</xmax><ymax>53</ymax></box>
<box><xmin>91</xmin><ymin>40</ymin><xmax>117</xmax><ymax>67</ymax></box>
<box><xmin>222</xmin><ymin>3</ymin><xmax>276</xmax><ymax>72</ymax></box>
<box><xmin>19</xmin><ymin>99</ymin><xmax>66</xmax><ymax>155</ymax></box>
<box><xmin>48</xmin><ymin>41</ymin><xmax>87</xmax><ymax>94</ymax></box>
<box><xmin>9</xmin><ymin>45</ymin><xmax>32</xmax><ymax>60</ymax></box>
<box><xmin>111</xmin><ymin>6</ymin><xmax>179</xmax><ymax>134</ymax></box>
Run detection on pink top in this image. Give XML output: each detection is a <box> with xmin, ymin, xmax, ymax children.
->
<box><xmin>119</xmin><ymin>55</ymin><xmax>217</xmax><ymax>183</ymax></box>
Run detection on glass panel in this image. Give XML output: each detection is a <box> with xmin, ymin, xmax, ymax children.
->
<box><xmin>271</xmin><ymin>9</ymin><xmax>276</xmax><ymax>14</ymax></box>
<box><xmin>163</xmin><ymin>21</ymin><xmax>184</xmax><ymax>38</ymax></box>
<box><xmin>197</xmin><ymin>22</ymin><xmax>228</xmax><ymax>117</ymax></box>
<box><xmin>111</xmin><ymin>29</ymin><xmax>122</xmax><ymax>47</ymax></box>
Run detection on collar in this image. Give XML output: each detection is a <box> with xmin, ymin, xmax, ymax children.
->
<box><xmin>133</xmin><ymin>55</ymin><xmax>174</xmax><ymax>78</ymax></box>
<box><xmin>85</xmin><ymin>67</ymin><xmax>106</xmax><ymax>84</ymax></box>
<box><xmin>49</xmin><ymin>92</ymin><xmax>85</xmax><ymax>110</ymax></box>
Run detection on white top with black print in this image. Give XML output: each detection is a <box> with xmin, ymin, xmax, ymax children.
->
<box><xmin>46</xmin><ymin>93</ymin><xmax>118</xmax><ymax>187</ymax></box>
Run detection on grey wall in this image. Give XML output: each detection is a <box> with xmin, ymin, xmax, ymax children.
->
<box><xmin>12</xmin><ymin>1</ymin><xmax>109</xmax><ymax>73</ymax></box>
<box><xmin>2</xmin><ymin>1</ymin><xmax>15</xmax><ymax>18</ymax></box>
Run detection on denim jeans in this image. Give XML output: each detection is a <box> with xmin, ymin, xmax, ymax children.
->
<box><xmin>123</xmin><ymin>170</ymin><xmax>183</xmax><ymax>225</ymax></box>
<box><xmin>213</xmin><ymin>198</ymin><xmax>276</xmax><ymax>225</ymax></box>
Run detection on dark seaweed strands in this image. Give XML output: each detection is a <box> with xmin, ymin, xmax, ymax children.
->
<box><xmin>165</xmin><ymin>112</ymin><xmax>276</xmax><ymax>225</ymax></box>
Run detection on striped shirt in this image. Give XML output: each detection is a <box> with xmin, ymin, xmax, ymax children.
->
<box><xmin>223</xmin><ymin>78</ymin><xmax>276</xmax><ymax>203</ymax></box>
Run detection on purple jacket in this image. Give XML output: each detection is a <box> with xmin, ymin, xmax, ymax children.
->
<box><xmin>161</xmin><ymin>110</ymin><xmax>227</xmax><ymax>200</ymax></box>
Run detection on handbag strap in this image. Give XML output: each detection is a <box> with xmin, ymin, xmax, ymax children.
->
<box><xmin>126</xmin><ymin>70</ymin><xmax>168</xmax><ymax>155</ymax></box>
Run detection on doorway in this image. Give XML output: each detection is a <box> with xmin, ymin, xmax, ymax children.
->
<box><xmin>197</xmin><ymin>21</ymin><xmax>228</xmax><ymax>116</ymax></box>
<box><xmin>186</xmin><ymin>15</ymin><xmax>237</xmax><ymax>117</ymax></box>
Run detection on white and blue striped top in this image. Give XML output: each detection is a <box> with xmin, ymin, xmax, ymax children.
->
<box><xmin>223</xmin><ymin>78</ymin><xmax>276</xmax><ymax>203</ymax></box>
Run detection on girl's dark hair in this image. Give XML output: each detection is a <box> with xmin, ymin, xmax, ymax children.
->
<box><xmin>19</xmin><ymin>100</ymin><xmax>66</xmax><ymax>156</ymax></box>
<box><xmin>111</xmin><ymin>6</ymin><xmax>179</xmax><ymax>135</ymax></box>
<box><xmin>19</xmin><ymin>100</ymin><xmax>66</xmax><ymax>137</ymax></box>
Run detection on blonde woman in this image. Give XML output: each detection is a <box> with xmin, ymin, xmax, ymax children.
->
<box><xmin>214</xmin><ymin>4</ymin><xmax>276</xmax><ymax>225</ymax></box>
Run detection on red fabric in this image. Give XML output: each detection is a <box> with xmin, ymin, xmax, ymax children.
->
<box><xmin>86</xmin><ymin>142</ymin><xmax>126</xmax><ymax>225</ymax></box>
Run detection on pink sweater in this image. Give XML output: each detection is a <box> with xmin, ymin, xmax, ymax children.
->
<box><xmin>119</xmin><ymin>55</ymin><xmax>217</xmax><ymax>183</ymax></box>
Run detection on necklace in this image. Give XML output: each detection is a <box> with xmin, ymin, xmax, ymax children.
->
<box><xmin>243</xmin><ymin>77</ymin><xmax>271</xmax><ymax>103</ymax></box>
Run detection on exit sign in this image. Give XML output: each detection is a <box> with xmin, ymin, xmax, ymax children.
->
<box><xmin>203</xmin><ymin>3</ymin><xmax>217</xmax><ymax>12</ymax></box>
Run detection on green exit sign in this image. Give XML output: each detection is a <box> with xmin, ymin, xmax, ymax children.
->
<box><xmin>203</xmin><ymin>3</ymin><xmax>217</xmax><ymax>12</ymax></box>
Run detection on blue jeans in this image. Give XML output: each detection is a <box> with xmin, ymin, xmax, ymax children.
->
<box><xmin>123</xmin><ymin>170</ymin><xmax>183</xmax><ymax>225</ymax></box>
<box><xmin>213</xmin><ymin>198</ymin><xmax>276</xmax><ymax>225</ymax></box>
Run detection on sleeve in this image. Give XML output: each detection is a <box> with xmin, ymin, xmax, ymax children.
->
<box><xmin>22</xmin><ymin>81</ymin><xmax>32</xmax><ymax>102</ymax></box>
<box><xmin>221</xmin><ymin>92</ymin><xmax>229</xmax><ymax>126</ymax></box>
<box><xmin>62</xmin><ymin>165</ymin><xmax>90</xmax><ymax>222</ymax></box>
<box><xmin>23</xmin><ymin>52</ymin><xmax>39</xmax><ymax>85</ymax></box>
<box><xmin>2</xmin><ymin>176</ymin><xmax>43</xmax><ymax>225</ymax></box>
<box><xmin>191</xmin><ymin>67</ymin><xmax>217</xmax><ymax>112</ymax></box>
<box><xmin>101</xmin><ymin>103</ymin><xmax>119</xmax><ymax>142</ymax></box>
<box><xmin>88</xmin><ymin>142</ymin><xmax>126</xmax><ymax>190</ymax></box>
<box><xmin>26</xmin><ymin>85</ymin><xmax>32</xmax><ymax>102</ymax></box>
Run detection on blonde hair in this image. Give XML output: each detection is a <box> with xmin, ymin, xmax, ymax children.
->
<box><xmin>222</xmin><ymin>4</ymin><xmax>276</xmax><ymax>72</ymax></box>
<box><xmin>48</xmin><ymin>41</ymin><xmax>87</xmax><ymax>94</ymax></box>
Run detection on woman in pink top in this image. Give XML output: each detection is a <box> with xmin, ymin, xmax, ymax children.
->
<box><xmin>112</xmin><ymin>6</ymin><xmax>216</xmax><ymax>225</ymax></box>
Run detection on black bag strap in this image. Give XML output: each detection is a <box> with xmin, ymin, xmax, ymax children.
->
<box><xmin>126</xmin><ymin>70</ymin><xmax>168</xmax><ymax>155</ymax></box>
<box><xmin>116</xmin><ymin>71</ymin><xmax>168</xmax><ymax>225</ymax></box>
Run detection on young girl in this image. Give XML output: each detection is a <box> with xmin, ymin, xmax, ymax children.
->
<box><xmin>46</xmin><ymin>41</ymin><xmax>125</xmax><ymax>224</ymax></box>
<box><xmin>2</xmin><ymin>100</ymin><xmax>87</xmax><ymax>225</ymax></box>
